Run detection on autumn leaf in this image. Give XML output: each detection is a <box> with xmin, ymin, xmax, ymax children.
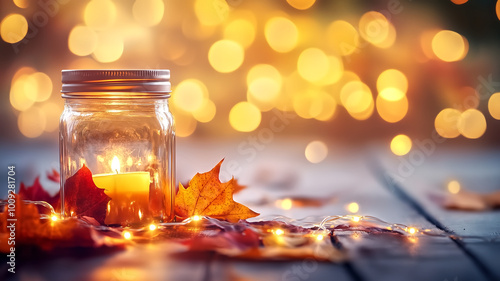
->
<box><xmin>0</xmin><ymin>194</ymin><xmax>125</xmax><ymax>253</ymax></box>
<box><xmin>175</xmin><ymin>159</ymin><xmax>259</xmax><ymax>222</ymax></box>
<box><xmin>64</xmin><ymin>165</ymin><xmax>111</xmax><ymax>225</ymax></box>
<box><xmin>19</xmin><ymin>177</ymin><xmax>60</xmax><ymax>213</ymax></box>
<box><xmin>444</xmin><ymin>190</ymin><xmax>500</xmax><ymax>211</ymax></box>
<box><xmin>47</xmin><ymin>169</ymin><xmax>60</xmax><ymax>183</ymax></box>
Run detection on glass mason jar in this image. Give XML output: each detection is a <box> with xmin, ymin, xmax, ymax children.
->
<box><xmin>59</xmin><ymin>70</ymin><xmax>175</xmax><ymax>226</ymax></box>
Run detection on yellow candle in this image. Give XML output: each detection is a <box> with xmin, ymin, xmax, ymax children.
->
<box><xmin>92</xmin><ymin>156</ymin><xmax>150</xmax><ymax>225</ymax></box>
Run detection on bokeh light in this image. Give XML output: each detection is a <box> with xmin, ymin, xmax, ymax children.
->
<box><xmin>457</xmin><ymin>109</ymin><xmax>487</xmax><ymax>139</ymax></box>
<box><xmin>29</xmin><ymin>72</ymin><xmax>53</xmax><ymax>102</ymax></box>
<box><xmin>447</xmin><ymin>180</ymin><xmax>461</xmax><ymax>194</ymax></box>
<box><xmin>132</xmin><ymin>0</ymin><xmax>165</xmax><ymax>27</ymax></box>
<box><xmin>10</xmin><ymin>74</ymin><xmax>35</xmax><ymax>111</ymax></box>
<box><xmin>172</xmin><ymin>79</ymin><xmax>208</xmax><ymax>113</ymax></box>
<box><xmin>435</xmin><ymin>108</ymin><xmax>462</xmax><ymax>138</ymax></box>
<box><xmin>277</xmin><ymin>198</ymin><xmax>293</xmax><ymax>210</ymax></box>
<box><xmin>377</xmin><ymin>69</ymin><xmax>408</xmax><ymax>100</ymax></box>
<box><xmin>293</xmin><ymin>90</ymin><xmax>334</xmax><ymax>120</ymax></box>
<box><xmin>84</xmin><ymin>0</ymin><xmax>117</xmax><ymax>31</ymax></box>
<box><xmin>13</xmin><ymin>0</ymin><xmax>29</xmax><ymax>9</ymax></box>
<box><xmin>347</xmin><ymin>202</ymin><xmax>359</xmax><ymax>213</ymax></box>
<box><xmin>192</xmin><ymin>100</ymin><xmax>216</xmax><ymax>123</ymax></box>
<box><xmin>359</xmin><ymin>11</ymin><xmax>390</xmax><ymax>46</ymax></box>
<box><xmin>9</xmin><ymin>71</ymin><xmax>53</xmax><ymax>112</ymax></box>
<box><xmin>340</xmin><ymin>81</ymin><xmax>373</xmax><ymax>114</ymax></box>
<box><xmin>286</xmin><ymin>0</ymin><xmax>316</xmax><ymax>10</ymax></box>
<box><xmin>316</xmin><ymin>56</ymin><xmax>344</xmax><ymax>86</ymax></box>
<box><xmin>194</xmin><ymin>0</ymin><xmax>228</xmax><ymax>26</ymax></box>
<box><xmin>297</xmin><ymin>48</ymin><xmax>329</xmax><ymax>83</ymax></box>
<box><xmin>326</xmin><ymin>20</ymin><xmax>359</xmax><ymax>56</ymax></box>
<box><xmin>172</xmin><ymin>109</ymin><xmax>197</xmax><ymax>137</ymax></box>
<box><xmin>376</xmin><ymin>95</ymin><xmax>408</xmax><ymax>123</ymax></box>
<box><xmin>208</xmin><ymin>40</ymin><xmax>244</xmax><ymax>73</ymax></box>
<box><xmin>229</xmin><ymin>102</ymin><xmax>261</xmax><ymax>132</ymax></box>
<box><xmin>264</xmin><ymin>17</ymin><xmax>299</xmax><ymax>53</ymax></box>
<box><xmin>68</xmin><ymin>25</ymin><xmax>98</xmax><ymax>56</ymax></box>
<box><xmin>488</xmin><ymin>92</ymin><xmax>500</xmax><ymax>120</ymax></box>
<box><xmin>92</xmin><ymin>32</ymin><xmax>124</xmax><ymax>63</ymax></box>
<box><xmin>451</xmin><ymin>0</ymin><xmax>468</xmax><ymax>4</ymax></box>
<box><xmin>1</xmin><ymin>13</ymin><xmax>28</xmax><ymax>43</ymax></box>
<box><xmin>390</xmin><ymin>134</ymin><xmax>412</xmax><ymax>156</ymax></box>
<box><xmin>431</xmin><ymin>30</ymin><xmax>468</xmax><ymax>62</ymax></box>
<box><xmin>305</xmin><ymin>141</ymin><xmax>328</xmax><ymax>163</ymax></box>
<box><xmin>314</xmin><ymin>93</ymin><xmax>337</xmax><ymax>121</ymax></box>
<box><xmin>18</xmin><ymin>107</ymin><xmax>46</xmax><ymax>138</ymax></box>
<box><xmin>224</xmin><ymin>19</ymin><xmax>256</xmax><ymax>49</ymax></box>
<box><xmin>247</xmin><ymin>64</ymin><xmax>282</xmax><ymax>104</ymax></box>
<box><xmin>497</xmin><ymin>0</ymin><xmax>500</xmax><ymax>21</ymax></box>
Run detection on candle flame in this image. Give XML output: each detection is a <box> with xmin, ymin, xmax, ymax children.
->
<box><xmin>274</xmin><ymin>229</ymin><xmax>284</xmax><ymax>236</ymax></box>
<box><xmin>111</xmin><ymin>156</ymin><xmax>120</xmax><ymax>173</ymax></box>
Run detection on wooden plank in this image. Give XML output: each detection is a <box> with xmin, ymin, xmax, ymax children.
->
<box><xmin>11</xmin><ymin>242</ymin><xmax>208</xmax><ymax>281</ymax></box>
<box><xmin>209</xmin><ymin>258</ymin><xmax>355</xmax><ymax>281</ymax></box>
<box><xmin>373</xmin><ymin>146</ymin><xmax>500</xmax><ymax>280</ymax></box>
<box><xmin>194</xmin><ymin>140</ymin><xmax>489</xmax><ymax>281</ymax></box>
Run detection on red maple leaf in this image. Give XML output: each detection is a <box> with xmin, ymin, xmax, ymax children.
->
<box><xmin>47</xmin><ymin>169</ymin><xmax>60</xmax><ymax>183</ymax></box>
<box><xmin>63</xmin><ymin>165</ymin><xmax>111</xmax><ymax>225</ymax></box>
<box><xmin>19</xmin><ymin>177</ymin><xmax>60</xmax><ymax>213</ymax></box>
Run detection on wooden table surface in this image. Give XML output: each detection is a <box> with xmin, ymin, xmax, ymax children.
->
<box><xmin>1</xmin><ymin>138</ymin><xmax>499</xmax><ymax>281</ymax></box>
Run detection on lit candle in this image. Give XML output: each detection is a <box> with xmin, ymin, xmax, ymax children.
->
<box><xmin>93</xmin><ymin>156</ymin><xmax>150</xmax><ymax>225</ymax></box>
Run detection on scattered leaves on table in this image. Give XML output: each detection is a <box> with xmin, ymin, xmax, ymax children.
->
<box><xmin>63</xmin><ymin>165</ymin><xmax>111</xmax><ymax>225</ymax></box>
<box><xmin>181</xmin><ymin>219</ymin><xmax>345</xmax><ymax>262</ymax></box>
<box><xmin>19</xmin><ymin>175</ymin><xmax>60</xmax><ymax>213</ymax></box>
<box><xmin>175</xmin><ymin>159</ymin><xmax>259</xmax><ymax>222</ymax></box>
<box><xmin>444</xmin><ymin>190</ymin><xmax>500</xmax><ymax>211</ymax></box>
<box><xmin>0</xmin><ymin>194</ymin><xmax>125</xmax><ymax>253</ymax></box>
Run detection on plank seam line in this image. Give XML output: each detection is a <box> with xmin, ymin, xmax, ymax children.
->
<box><xmin>369</xmin><ymin>158</ymin><xmax>498</xmax><ymax>281</ymax></box>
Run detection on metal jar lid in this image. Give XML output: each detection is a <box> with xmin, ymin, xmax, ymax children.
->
<box><xmin>61</xmin><ymin>69</ymin><xmax>171</xmax><ymax>97</ymax></box>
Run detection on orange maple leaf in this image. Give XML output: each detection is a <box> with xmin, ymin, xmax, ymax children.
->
<box><xmin>175</xmin><ymin>159</ymin><xmax>259</xmax><ymax>222</ymax></box>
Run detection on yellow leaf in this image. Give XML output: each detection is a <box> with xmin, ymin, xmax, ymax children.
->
<box><xmin>175</xmin><ymin>159</ymin><xmax>259</xmax><ymax>222</ymax></box>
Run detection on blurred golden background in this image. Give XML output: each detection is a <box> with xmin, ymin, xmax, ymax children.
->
<box><xmin>1</xmin><ymin>0</ymin><xmax>500</xmax><ymax>158</ymax></box>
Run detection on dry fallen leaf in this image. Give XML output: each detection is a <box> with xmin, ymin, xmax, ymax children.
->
<box><xmin>19</xmin><ymin>176</ymin><xmax>60</xmax><ymax>213</ymax></box>
<box><xmin>0</xmin><ymin>194</ymin><xmax>124</xmax><ymax>253</ymax></box>
<box><xmin>445</xmin><ymin>190</ymin><xmax>500</xmax><ymax>211</ymax></box>
<box><xmin>175</xmin><ymin>159</ymin><xmax>259</xmax><ymax>222</ymax></box>
<box><xmin>64</xmin><ymin>165</ymin><xmax>111</xmax><ymax>225</ymax></box>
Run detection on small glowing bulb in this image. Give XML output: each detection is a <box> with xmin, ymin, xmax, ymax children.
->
<box><xmin>275</xmin><ymin>229</ymin><xmax>284</xmax><ymax>236</ymax></box>
<box><xmin>279</xmin><ymin>198</ymin><xmax>293</xmax><ymax>210</ymax></box>
<box><xmin>192</xmin><ymin>215</ymin><xmax>201</xmax><ymax>221</ymax></box>
<box><xmin>407</xmin><ymin>227</ymin><xmax>417</xmax><ymax>234</ymax></box>
<box><xmin>447</xmin><ymin>180</ymin><xmax>461</xmax><ymax>194</ymax></box>
<box><xmin>51</xmin><ymin>215</ymin><xmax>58</xmax><ymax>222</ymax></box>
<box><xmin>352</xmin><ymin>216</ymin><xmax>361</xmax><ymax>222</ymax></box>
<box><xmin>123</xmin><ymin>231</ymin><xmax>132</xmax><ymax>240</ymax></box>
<box><xmin>347</xmin><ymin>202</ymin><xmax>359</xmax><ymax>213</ymax></box>
<box><xmin>149</xmin><ymin>224</ymin><xmax>157</xmax><ymax>231</ymax></box>
<box><xmin>316</xmin><ymin>234</ymin><xmax>324</xmax><ymax>241</ymax></box>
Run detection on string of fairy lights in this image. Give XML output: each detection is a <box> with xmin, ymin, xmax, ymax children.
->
<box><xmin>2</xmin><ymin>199</ymin><xmax>498</xmax><ymax>246</ymax></box>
